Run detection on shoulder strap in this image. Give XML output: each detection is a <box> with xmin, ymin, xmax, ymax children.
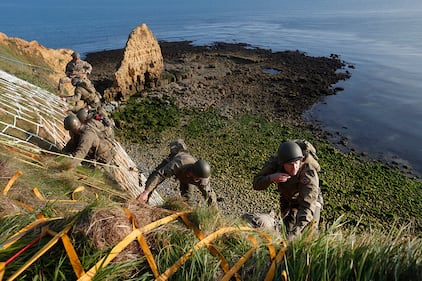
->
<box><xmin>293</xmin><ymin>139</ymin><xmax>321</xmax><ymax>172</ymax></box>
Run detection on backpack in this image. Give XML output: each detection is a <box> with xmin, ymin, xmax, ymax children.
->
<box><xmin>86</xmin><ymin>118</ymin><xmax>115</xmax><ymax>144</ymax></box>
<box><xmin>293</xmin><ymin>139</ymin><xmax>321</xmax><ymax>172</ymax></box>
<box><xmin>169</xmin><ymin>138</ymin><xmax>188</xmax><ymax>156</ymax></box>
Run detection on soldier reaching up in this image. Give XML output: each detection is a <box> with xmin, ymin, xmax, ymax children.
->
<box><xmin>58</xmin><ymin>51</ymin><xmax>93</xmax><ymax>95</ymax></box>
<box><xmin>62</xmin><ymin>114</ymin><xmax>114</xmax><ymax>171</ymax></box>
<box><xmin>137</xmin><ymin>139</ymin><xmax>218</xmax><ymax>208</ymax></box>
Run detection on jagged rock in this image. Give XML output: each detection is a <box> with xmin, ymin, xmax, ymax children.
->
<box><xmin>104</xmin><ymin>24</ymin><xmax>164</xmax><ymax>101</ymax></box>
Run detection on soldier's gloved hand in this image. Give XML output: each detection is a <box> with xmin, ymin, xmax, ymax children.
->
<box><xmin>137</xmin><ymin>190</ymin><xmax>150</xmax><ymax>202</ymax></box>
<box><xmin>269</xmin><ymin>172</ymin><xmax>291</xmax><ymax>183</ymax></box>
<box><xmin>287</xmin><ymin>233</ymin><xmax>296</xmax><ymax>242</ymax></box>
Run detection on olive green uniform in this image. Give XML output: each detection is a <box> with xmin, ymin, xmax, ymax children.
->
<box><xmin>65</xmin><ymin>77</ymin><xmax>102</xmax><ymax>112</ymax></box>
<box><xmin>144</xmin><ymin>151</ymin><xmax>217</xmax><ymax>207</ymax></box>
<box><xmin>253</xmin><ymin>156</ymin><xmax>322</xmax><ymax>237</ymax></box>
<box><xmin>58</xmin><ymin>58</ymin><xmax>93</xmax><ymax>94</ymax></box>
<box><xmin>79</xmin><ymin>109</ymin><xmax>115</xmax><ymax>140</ymax></box>
<box><xmin>63</xmin><ymin>119</ymin><xmax>114</xmax><ymax>169</ymax></box>
<box><xmin>65</xmin><ymin>58</ymin><xmax>92</xmax><ymax>78</ymax></box>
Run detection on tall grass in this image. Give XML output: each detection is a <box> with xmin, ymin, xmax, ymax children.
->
<box><xmin>86</xmin><ymin>211</ymin><xmax>421</xmax><ymax>281</ymax></box>
<box><xmin>282</xmin><ymin>217</ymin><xmax>422</xmax><ymax>281</ymax></box>
<box><xmin>1</xmin><ymin>205</ymin><xmax>421</xmax><ymax>280</ymax></box>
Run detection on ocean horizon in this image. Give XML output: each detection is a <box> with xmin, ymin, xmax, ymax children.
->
<box><xmin>1</xmin><ymin>0</ymin><xmax>421</xmax><ymax>177</ymax></box>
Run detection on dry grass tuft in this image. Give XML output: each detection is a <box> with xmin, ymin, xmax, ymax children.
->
<box><xmin>0</xmin><ymin>196</ymin><xmax>26</xmax><ymax>217</ymax></box>
<box><xmin>78</xmin><ymin>202</ymin><xmax>172</xmax><ymax>262</ymax></box>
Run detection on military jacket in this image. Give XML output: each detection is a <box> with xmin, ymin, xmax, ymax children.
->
<box><xmin>65</xmin><ymin>59</ymin><xmax>92</xmax><ymax>78</ymax></box>
<box><xmin>63</xmin><ymin>119</ymin><xmax>113</xmax><ymax>167</ymax></box>
<box><xmin>253</xmin><ymin>156</ymin><xmax>321</xmax><ymax>233</ymax></box>
<box><xmin>144</xmin><ymin>151</ymin><xmax>205</xmax><ymax>193</ymax></box>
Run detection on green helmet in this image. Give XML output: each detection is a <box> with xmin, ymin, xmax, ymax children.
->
<box><xmin>71</xmin><ymin>52</ymin><xmax>80</xmax><ymax>59</ymax></box>
<box><xmin>277</xmin><ymin>141</ymin><xmax>303</xmax><ymax>164</ymax></box>
<box><xmin>64</xmin><ymin>115</ymin><xmax>81</xmax><ymax>131</ymax></box>
<box><xmin>191</xmin><ymin>160</ymin><xmax>211</xmax><ymax>178</ymax></box>
<box><xmin>76</xmin><ymin>108</ymin><xmax>90</xmax><ymax>123</ymax></box>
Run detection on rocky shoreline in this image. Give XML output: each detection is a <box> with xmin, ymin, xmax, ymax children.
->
<box><xmin>86</xmin><ymin>41</ymin><xmax>352</xmax><ymax>125</ymax></box>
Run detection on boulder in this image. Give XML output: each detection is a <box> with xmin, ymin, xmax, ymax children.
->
<box><xmin>104</xmin><ymin>23</ymin><xmax>164</xmax><ymax>100</ymax></box>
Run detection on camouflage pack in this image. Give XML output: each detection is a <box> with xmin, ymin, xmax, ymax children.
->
<box><xmin>293</xmin><ymin>139</ymin><xmax>321</xmax><ymax>172</ymax></box>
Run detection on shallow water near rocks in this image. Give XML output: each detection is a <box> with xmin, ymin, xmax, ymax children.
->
<box><xmin>262</xmin><ymin>68</ymin><xmax>280</xmax><ymax>75</ymax></box>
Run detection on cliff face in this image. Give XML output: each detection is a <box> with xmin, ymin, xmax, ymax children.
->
<box><xmin>104</xmin><ymin>24</ymin><xmax>164</xmax><ymax>100</ymax></box>
<box><xmin>0</xmin><ymin>23</ymin><xmax>164</xmax><ymax>100</ymax></box>
<box><xmin>0</xmin><ymin>32</ymin><xmax>74</xmax><ymax>94</ymax></box>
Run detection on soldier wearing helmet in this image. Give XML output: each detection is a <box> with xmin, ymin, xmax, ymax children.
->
<box><xmin>253</xmin><ymin>140</ymin><xmax>323</xmax><ymax>241</ymax></box>
<box><xmin>137</xmin><ymin>139</ymin><xmax>217</xmax><ymax>208</ymax></box>
<box><xmin>58</xmin><ymin>51</ymin><xmax>93</xmax><ymax>96</ymax></box>
<box><xmin>62</xmin><ymin>114</ymin><xmax>114</xmax><ymax>170</ymax></box>
<box><xmin>64</xmin><ymin>76</ymin><xmax>102</xmax><ymax>113</ymax></box>
<box><xmin>71</xmin><ymin>52</ymin><xmax>80</xmax><ymax>59</ymax></box>
<box><xmin>63</xmin><ymin>114</ymin><xmax>82</xmax><ymax>132</ymax></box>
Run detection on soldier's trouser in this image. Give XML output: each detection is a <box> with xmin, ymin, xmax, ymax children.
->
<box><xmin>58</xmin><ymin>76</ymin><xmax>72</xmax><ymax>93</ymax></box>
<box><xmin>283</xmin><ymin>204</ymin><xmax>322</xmax><ymax>236</ymax></box>
<box><xmin>68</xmin><ymin>100</ymin><xmax>86</xmax><ymax>113</ymax></box>
<box><xmin>180</xmin><ymin>184</ymin><xmax>218</xmax><ymax>208</ymax></box>
<box><xmin>313</xmin><ymin>201</ymin><xmax>322</xmax><ymax>233</ymax></box>
<box><xmin>283</xmin><ymin>208</ymin><xmax>297</xmax><ymax>234</ymax></box>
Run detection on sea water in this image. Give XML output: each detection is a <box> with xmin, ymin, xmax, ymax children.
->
<box><xmin>0</xmin><ymin>0</ymin><xmax>421</xmax><ymax>176</ymax></box>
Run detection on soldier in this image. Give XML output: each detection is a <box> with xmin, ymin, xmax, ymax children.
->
<box><xmin>58</xmin><ymin>51</ymin><xmax>93</xmax><ymax>95</ymax></box>
<box><xmin>137</xmin><ymin>139</ymin><xmax>218</xmax><ymax>208</ymax></box>
<box><xmin>253</xmin><ymin>140</ymin><xmax>323</xmax><ymax>241</ymax></box>
<box><xmin>151</xmin><ymin>138</ymin><xmax>189</xmax><ymax>172</ymax></box>
<box><xmin>64</xmin><ymin>77</ymin><xmax>102</xmax><ymax>113</ymax></box>
<box><xmin>62</xmin><ymin>114</ymin><xmax>114</xmax><ymax>170</ymax></box>
<box><xmin>76</xmin><ymin>107</ymin><xmax>114</xmax><ymax>140</ymax></box>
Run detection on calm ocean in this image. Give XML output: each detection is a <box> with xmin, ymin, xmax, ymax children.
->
<box><xmin>1</xmin><ymin>0</ymin><xmax>421</xmax><ymax>176</ymax></box>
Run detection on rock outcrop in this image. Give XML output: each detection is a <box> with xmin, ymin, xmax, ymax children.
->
<box><xmin>1</xmin><ymin>24</ymin><xmax>165</xmax><ymax>101</ymax></box>
<box><xmin>0</xmin><ymin>32</ymin><xmax>75</xmax><ymax>95</ymax></box>
<box><xmin>104</xmin><ymin>24</ymin><xmax>164</xmax><ymax>101</ymax></box>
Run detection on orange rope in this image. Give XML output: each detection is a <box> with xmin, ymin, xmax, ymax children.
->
<box><xmin>179</xmin><ymin>214</ymin><xmax>241</xmax><ymax>281</ymax></box>
<box><xmin>156</xmin><ymin>226</ymin><xmax>274</xmax><ymax>281</ymax></box>
<box><xmin>2</xmin><ymin>208</ymin><xmax>287</xmax><ymax>281</ymax></box>
<box><xmin>2</xmin><ymin>171</ymin><xmax>22</xmax><ymax>196</ymax></box>
<box><xmin>123</xmin><ymin>208</ymin><xmax>160</xmax><ymax>278</ymax></box>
